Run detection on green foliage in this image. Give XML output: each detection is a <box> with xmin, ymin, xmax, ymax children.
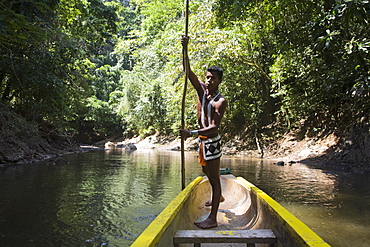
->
<box><xmin>0</xmin><ymin>0</ymin><xmax>120</xmax><ymax>140</ymax></box>
<box><xmin>211</xmin><ymin>0</ymin><xmax>369</xmax><ymax>135</ymax></box>
<box><xmin>1</xmin><ymin>0</ymin><xmax>369</xmax><ymax>146</ymax></box>
<box><xmin>109</xmin><ymin>45</ymin><xmax>176</xmax><ymax>137</ymax></box>
<box><xmin>79</xmin><ymin>96</ymin><xmax>122</xmax><ymax>137</ymax></box>
<box><xmin>134</xmin><ymin>0</ymin><xmax>183</xmax><ymax>38</ymax></box>
<box><xmin>267</xmin><ymin>0</ymin><xmax>370</xmax><ymax>128</ymax></box>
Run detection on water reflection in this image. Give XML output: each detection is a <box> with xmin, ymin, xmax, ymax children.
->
<box><xmin>0</xmin><ymin>149</ymin><xmax>369</xmax><ymax>246</ymax></box>
<box><xmin>202</xmin><ymin>155</ymin><xmax>370</xmax><ymax>247</ymax></box>
<box><xmin>221</xmin><ymin>155</ymin><xmax>339</xmax><ymax>205</ymax></box>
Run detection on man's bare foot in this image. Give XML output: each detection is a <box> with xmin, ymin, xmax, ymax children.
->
<box><xmin>205</xmin><ymin>195</ymin><xmax>225</xmax><ymax>207</ymax></box>
<box><xmin>194</xmin><ymin>218</ymin><xmax>218</xmax><ymax>229</ymax></box>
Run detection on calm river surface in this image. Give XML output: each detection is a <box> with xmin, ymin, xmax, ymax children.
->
<box><xmin>0</xmin><ymin>148</ymin><xmax>369</xmax><ymax>246</ymax></box>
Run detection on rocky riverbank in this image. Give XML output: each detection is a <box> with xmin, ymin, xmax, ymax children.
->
<box><xmin>2</xmin><ymin>129</ymin><xmax>370</xmax><ymax>174</ymax></box>
<box><xmin>1</xmin><ymin>105</ymin><xmax>369</xmax><ymax>174</ymax></box>
<box><xmin>97</xmin><ymin>129</ymin><xmax>370</xmax><ymax>174</ymax></box>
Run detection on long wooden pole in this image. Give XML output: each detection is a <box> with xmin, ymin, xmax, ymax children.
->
<box><xmin>181</xmin><ymin>0</ymin><xmax>190</xmax><ymax>190</ymax></box>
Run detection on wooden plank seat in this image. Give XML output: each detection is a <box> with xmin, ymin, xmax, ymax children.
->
<box><xmin>174</xmin><ymin>229</ymin><xmax>276</xmax><ymax>247</ymax></box>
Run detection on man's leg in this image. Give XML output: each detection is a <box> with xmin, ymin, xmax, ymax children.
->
<box><xmin>195</xmin><ymin>158</ymin><xmax>221</xmax><ymax>229</ymax></box>
<box><xmin>202</xmin><ymin>164</ymin><xmax>225</xmax><ymax>207</ymax></box>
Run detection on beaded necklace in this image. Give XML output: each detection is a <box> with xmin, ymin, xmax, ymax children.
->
<box><xmin>201</xmin><ymin>90</ymin><xmax>220</xmax><ymax>128</ymax></box>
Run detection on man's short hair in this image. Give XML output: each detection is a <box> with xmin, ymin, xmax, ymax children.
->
<box><xmin>207</xmin><ymin>66</ymin><xmax>223</xmax><ymax>80</ymax></box>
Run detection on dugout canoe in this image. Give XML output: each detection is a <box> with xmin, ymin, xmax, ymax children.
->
<box><xmin>131</xmin><ymin>174</ymin><xmax>330</xmax><ymax>247</ymax></box>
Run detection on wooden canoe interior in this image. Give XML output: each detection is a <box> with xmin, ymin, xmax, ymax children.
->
<box><xmin>150</xmin><ymin>175</ymin><xmax>328</xmax><ymax>247</ymax></box>
<box><xmin>189</xmin><ymin>175</ymin><xmax>257</xmax><ymax>230</ymax></box>
<box><xmin>154</xmin><ymin>175</ymin><xmax>280</xmax><ymax>246</ymax></box>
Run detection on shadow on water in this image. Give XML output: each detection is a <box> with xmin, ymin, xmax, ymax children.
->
<box><xmin>0</xmin><ymin>149</ymin><xmax>369</xmax><ymax>246</ymax></box>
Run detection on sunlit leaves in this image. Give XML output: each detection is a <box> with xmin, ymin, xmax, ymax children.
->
<box><xmin>134</xmin><ymin>0</ymin><xmax>183</xmax><ymax>38</ymax></box>
<box><xmin>2</xmin><ymin>0</ymin><xmax>369</xmax><ymax>142</ymax></box>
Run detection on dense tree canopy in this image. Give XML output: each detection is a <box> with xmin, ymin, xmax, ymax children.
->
<box><xmin>1</xmin><ymin>0</ymin><xmax>369</xmax><ymax>146</ymax></box>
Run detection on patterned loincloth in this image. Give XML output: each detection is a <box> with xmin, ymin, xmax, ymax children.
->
<box><xmin>198</xmin><ymin>134</ymin><xmax>222</xmax><ymax>166</ymax></box>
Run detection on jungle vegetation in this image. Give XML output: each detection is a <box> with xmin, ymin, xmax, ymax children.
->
<box><xmin>1</xmin><ymin>0</ymin><xmax>369</xmax><ymax>148</ymax></box>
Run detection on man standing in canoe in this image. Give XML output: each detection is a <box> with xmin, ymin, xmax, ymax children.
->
<box><xmin>180</xmin><ymin>35</ymin><xmax>228</xmax><ymax>229</ymax></box>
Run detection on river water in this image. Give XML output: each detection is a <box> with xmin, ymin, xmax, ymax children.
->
<box><xmin>0</xmin><ymin>148</ymin><xmax>369</xmax><ymax>246</ymax></box>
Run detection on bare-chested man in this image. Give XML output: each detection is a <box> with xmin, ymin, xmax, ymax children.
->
<box><xmin>180</xmin><ymin>35</ymin><xmax>228</xmax><ymax>229</ymax></box>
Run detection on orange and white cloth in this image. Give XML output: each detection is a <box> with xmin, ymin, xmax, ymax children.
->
<box><xmin>198</xmin><ymin>134</ymin><xmax>222</xmax><ymax>166</ymax></box>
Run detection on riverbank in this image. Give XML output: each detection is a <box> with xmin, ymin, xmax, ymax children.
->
<box><xmin>100</xmin><ymin>127</ymin><xmax>370</xmax><ymax>174</ymax></box>
<box><xmin>2</xmin><ymin>129</ymin><xmax>370</xmax><ymax>174</ymax></box>
<box><xmin>0</xmin><ymin>108</ymin><xmax>82</xmax><ymax>167</ymax></box>
<box><xmin>1</xmin><ymin>106</ymin><xmax>369</xmax><ymax>174</ymax></box>
<box><xmin>0</xmin><ymin>134</ymin><xmax>82</xmax><ymax>167</ymax></box>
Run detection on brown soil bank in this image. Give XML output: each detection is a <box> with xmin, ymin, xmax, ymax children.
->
<box><xmin>0</xmin><ymin>109</ymin><xmax>81</xmax><ymax>166</ymax></box>
<box><xmin>262</xmin><ymin>124</ymin><xmax>370</xmax><ymax>174</ymax></box>
<box><xmin>106</xmin><ymin>124</ymin><xmax>370</xmax><ymax>174</ymax></box>
<box><xmin>1</xmin><ymin>108</ymin><xmax>369</xmax><ymax>174</ymax></box>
